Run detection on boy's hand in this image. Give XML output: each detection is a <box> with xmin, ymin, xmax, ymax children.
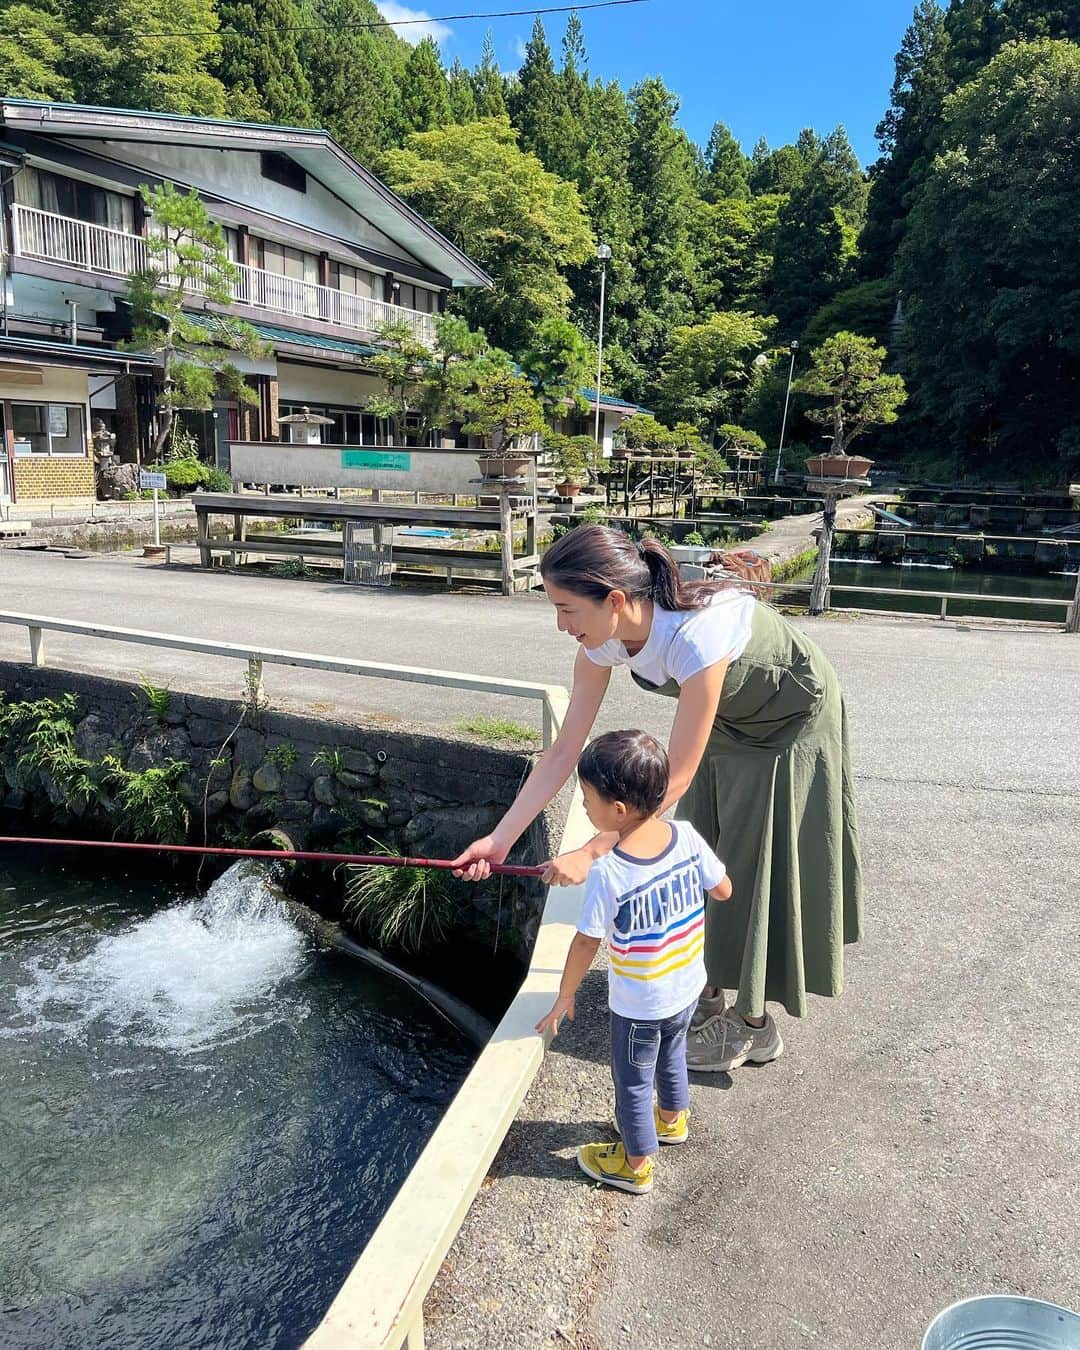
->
<box><xmin>536</xmin><ymin>994</ymin><xmax>575</xmax><ymax>1037</ymax></box>
<box><xmin>541</xmin><ymin>848</ymin><xmax>594</xmax><ymax>887</ymax></box>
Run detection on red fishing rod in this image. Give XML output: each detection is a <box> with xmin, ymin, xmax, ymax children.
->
<box><xmin>0</xmin><ymin>836</ymin><xmax>545</xmax><ymax>877</ymax></box>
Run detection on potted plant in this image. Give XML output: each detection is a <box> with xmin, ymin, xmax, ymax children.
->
<box><xmin>462</xmin><ymin>364</ymin><xmax>545</xmax><ymax>480</ymax></box>
<box><xmin>553</xmin><ymin>440</ymin><xmax>589</xmax><ymax>497</ymax></box>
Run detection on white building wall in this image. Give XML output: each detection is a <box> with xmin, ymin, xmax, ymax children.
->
<box><xmin>276</xmin><ymin>363</ymin><xmax>385</xmax><ymax>406</ymax></box>
<box><xmin>73</xmin><ymin>140</ymin><xmax>413</xmax><ymax>262</ymax></box>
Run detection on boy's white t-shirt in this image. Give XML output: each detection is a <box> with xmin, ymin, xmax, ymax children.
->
<box><xmin>577</xmin><ymin>821</ymin><xmax>727</xmax><ymax>1021</ymax></box>
<box><xmin>582</xmin><ymin>590</ymin><xmax>755</xmax><ymax>687</ymax></box>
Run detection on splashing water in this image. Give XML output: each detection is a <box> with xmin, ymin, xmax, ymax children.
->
<box><xmin>7</xmin><ymin>862</ymin><xmax>310</xmax><ymax>1054</ymax></box>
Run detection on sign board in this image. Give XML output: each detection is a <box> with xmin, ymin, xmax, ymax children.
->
<box><xmin>140</xmin><ymin>470</ymin><xmax>167</xmax><ymax>490</ymax></box>
<box><xmin>341</xmin><ymin>449</ymin><xmax>411</xmax><ymax>472</ymax></box>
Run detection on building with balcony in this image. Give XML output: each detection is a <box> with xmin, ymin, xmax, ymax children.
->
<box><xmin>0</xmin><ymin>99</ymin><xmax>491</xmax><ymax>507</ymax></box>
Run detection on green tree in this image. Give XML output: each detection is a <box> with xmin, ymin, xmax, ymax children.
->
<box><xmin>302</xmin><ymin>0</ymin><xmax>406</xmax><ymax>163</ymax></box>
<box><xmin>0</xmin><ymin>2</ymin><xmax>73</xmax><ymax>99</ymax></box>
<box><xmin>748</xmin><ymin>137</ymin><xmax>809</xmax><ymax>195</ymax></box>
<box><xmin>566</xmin><ymin>79</ymin><xmax>642</xmax><ymax>394</ymax></box>
<box><xmin>627</xmin><ymin>77</ymin><xmax>700</xmax><ymax>378</ymax></box>
<box><xmin>802</xmin><ymin>277</ymin><xmax>900</xmax><ymax>350</ymax></box>
<box><xmin>518</xmin><ymin>315</ymin><xmax>592</xmax><ymax>419</ymax></box>
<box><xmin>401</xmin><ymin>35</ymin><xmax>450</xmax><ymax>133</ymax></box>
<box><xmin>703</xmin><ymin>121</ymin><xmax>750</xmax><ymax>202</ymax></box>
<box><xmin>126</xmin><ymin>184</ymin><xmax>267</xmax><ymax>460</ymax></box>
<box><xmin>365</xmin><ymin>314</ymin><xmax>490</xmax><ymax>443</ymax></box>
<box><xmin>795</xmin><ymin>331</ymin><xmax>906</xmax><ymax>455</ymax></box>
<box><xmin>654</xmin><ymin>311</ymin><xmax>777</xmax><ymax>440</ymax></box>
<box><xmin>381</xmin><ymin>117</ymin><xmax>594</xmax><ymax>354</ymax></box>
<box><xmin>770</xmin><ymin>128</ymin><xmax>865</xmax><ymax>334</ymax></box>
<box><xmin>511</xmin><ymin>17</ymin><xmax>564</xmax><ymax>170</ymax></box>
<box><xmin>446</xmin><ymin>57</ymin><xmax>477</xmax><ymax>123</ymax></box>
<box><xmin>460</xmin><ymin>358</ymin><xmax>547</xmax><ymax>448</ymax></box>
<box><xmin>897</xmin><ymin>38</ymin><xmax>1080</xmax><ymax>462</ymax></box>
<box><xmin>472</xmin><ymin>30</ymin><xmax>507</xmax><ymax>118</ymax></box>
<box><xmin>215</xmin><ymin>0</ymin><xmax>314</xmax><ymax>125</ymax></box>
<box><xmin>692</xmin><ymin>193</ymin><xmax>783</xmax><ymax>313</ymax></box>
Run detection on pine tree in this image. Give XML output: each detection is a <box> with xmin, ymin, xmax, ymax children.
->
<box><xmin>748</xmin><ymin>137</ymin><xmax>808</xmax><ymax>195</ymax></box>
<box><xmin>627</xmin><ymin>77</ymin><xmax>699</xmax><ymax>381</ymax></box>
<box><xmin>860</xmin><ymin>0</ymin><xmax>950</xmax><ymax>278</ymax></box>
<box><xmin>472</xmin><ymin>30</ymin><xmax>507</xmax><ymax>118</ymax></box>
<box><xmin>302</xmin><ymin>0</ymin><xmax>406</xmax><ymax>162</ymax></box>
<box><xmin>703</xmin><ymin>121</ymin><xmax>750</xmax><ymax>202</ymax></box>
<box><xmin>400</xmin><ymin>35</ymin><xmax>450</xmax><ymax>133</ymax></box>
<box><xmin>447</xmin><ymin>57</ymin><xmax>477</xmax><ymax>123</ymax></box>
<box><xmin>214</xmin><ymin>0</ymin><xmax>314</xmax><ymax>126</ymax></box>
<box><xmin>512</xmin><ymin>18</ymin><xmax>564</xmax><ymax>168</ymax></box>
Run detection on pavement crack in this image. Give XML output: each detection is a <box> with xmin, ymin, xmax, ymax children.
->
<box><xmin>856</xmin><ymin>773</ymin><xmax>1079</xmax><ymax>800</ymax></box>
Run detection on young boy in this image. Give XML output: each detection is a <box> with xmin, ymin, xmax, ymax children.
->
<box><xmin>535</xmin><ymin>729</ymin><xmax>732</xmax><ymax>1195</ymax></box>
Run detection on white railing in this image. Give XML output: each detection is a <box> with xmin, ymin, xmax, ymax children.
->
<box><xmin>11</xmin><ymin>204</ymin><xmax>437</xmax><ymax>345</ymax></box>
<box><xmin>0</xmin><ymin>611</ymin><xmax>566</xmax><ymax>747</ymax></box>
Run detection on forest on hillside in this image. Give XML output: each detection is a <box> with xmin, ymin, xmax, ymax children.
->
<box><xmin>2</xmin><ymin>0</ymin><xmax>1077</xmax><ymax>477</ymax></box>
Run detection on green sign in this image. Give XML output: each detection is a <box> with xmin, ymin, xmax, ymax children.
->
<box><xmin>341</xmin><ymin>449</ymin><xmax>411</xmax><ymax>471</ymax></box>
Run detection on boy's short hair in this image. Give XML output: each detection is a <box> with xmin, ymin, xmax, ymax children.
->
<box><xmin>577</xmin><ymin>730</ymin><xmax>669</xmax><ymax>817</ymax></box>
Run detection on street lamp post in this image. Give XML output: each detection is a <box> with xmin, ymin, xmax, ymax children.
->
<box><xmin>593</xmin><ymin>243</ymin><xmax>612</xmax><ymax>447</ymax></box>
<box><xmin>773</xmin><ymin>339</ymin><xmax>799</xmax><ymax>485</ymax></box>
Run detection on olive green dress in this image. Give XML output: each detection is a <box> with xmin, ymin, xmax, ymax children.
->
<box><xmin>633</xmin><ymin>601</ymin><xmax>864</xmax><ymax>1018</ymax></box>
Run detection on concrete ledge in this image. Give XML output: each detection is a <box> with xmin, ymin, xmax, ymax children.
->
<box><xmin>304</xmin><ymin>785</ymin><xmax>593</xmax><ymax>1349</ymax></box>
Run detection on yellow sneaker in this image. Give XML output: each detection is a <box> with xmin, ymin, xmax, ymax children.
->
<box><xmin>577</xmin><ymin>1141</ymin><xmax>654</xmax><ymax>1194</ymax></box>
<box><xmin>614</xmin><ymin>1105</ymin><xmax>690</xmax><ymax>1146</ymax></box>
<box><xmin>655</xmin><ymin>1107</ymin><xmax>690</xmax><ymax>1145</ymax></box>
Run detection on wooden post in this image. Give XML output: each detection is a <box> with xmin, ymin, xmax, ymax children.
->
<box><xmin>1066</xmin><ymin>563</ymin><xmax>1080</xmax><ymax>633</ymax></box>
<box><xmin>197</xmin><ymin>507</ymin><xmax>211</xmax><ymax>568</ymax></box>
<box><xmin>499</xmin><ymin>489</ymin><xmax>514</xmax><ymax>598</ymax></box>
<box><xmin>808</xmin><ymin>491</ymin><xmax>837</xmax><ymax>616</ymax></box>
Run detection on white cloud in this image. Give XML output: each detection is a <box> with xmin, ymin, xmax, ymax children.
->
<box><xmin>375</xmin><ymin>1</ymin><xmax>452</xmax><ymax>46</ymax></box>
<box><xmin>513</xmin><ymin>36</ymin><xmax>528</xmax><ymax>62</ymax></box>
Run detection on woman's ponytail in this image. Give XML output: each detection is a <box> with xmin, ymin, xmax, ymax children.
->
<box><xmin>540</xmin><ymin>523</ymin><xmax>717</xmax><ymax>612</ymax></box>
<box><xmin>639</xmin><ymin>536</ymin><xmax>686</xmax><ymax>610</ymax></box>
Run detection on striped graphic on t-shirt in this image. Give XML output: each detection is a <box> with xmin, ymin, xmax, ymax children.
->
<box><xmin>608</xmin><ymin>856</ymin><xmax>705</xmax><ymax>983</ymax></box>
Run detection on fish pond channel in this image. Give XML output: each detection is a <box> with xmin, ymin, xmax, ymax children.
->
<box><xmin>0</xmin><ymin>844</ymin><xmax>473</xmax><ymax>1349</ymax></box>
<box><xmin>812</xmin><ymin>560</ymin><xmax>1076</xmax><ymax>624</ymax></box>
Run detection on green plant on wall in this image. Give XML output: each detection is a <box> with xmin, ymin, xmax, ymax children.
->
<box><xmin>311</xmin><ymin>746</ymin><xmax>346</xmax><ymax>776</ymax></box>
<box><xmin>266</xmin><ymin>742</ymin><xmax>298</xmax><ymax>772</ymax></box>
<box><xmin>344</xmin><ymin>840</ymin><xmax>465</xmax><ymax>954</ymax></box>
<box><xmin>136</xmin><ymin>676</ymin><xmax>172</xmax><ymax>722</ymax></box>
<box><xmin>102</xmin><ymin>755</ymin><xmax>189</xmax><ymax>843</ymax></box>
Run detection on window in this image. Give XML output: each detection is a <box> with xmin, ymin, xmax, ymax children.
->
<box><xmin>396</xmin><ymin>282</ymin><xmax>438</xmax><ymax>314</ymax></box>
<box><xmin>330</xmin><ymin>261</ymin><xmax>379</xmax><ymax>300</ymax></box>
<box><xmin>15</xmin><ymin>168</ymin><xmax>133</xmax><ymax>232</ymax></box>
<box><xmin>10</xmin><ymin>402</ymin><xmax>85</xmax><ymax>456</ymax></box>
<box><xmin>260</xmin><ymin>152</ymin><xmax>307</xmax><ymax>194</ymax></box>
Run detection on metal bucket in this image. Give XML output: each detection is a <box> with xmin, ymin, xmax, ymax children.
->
<box><xmin>922</xmin><ymin>1295</ymin><xmax>1080</xmax><ymax>1350</ymax></box>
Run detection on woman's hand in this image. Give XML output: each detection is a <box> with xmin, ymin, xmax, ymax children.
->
<box><xmin>450</xmin><ymin>835</ymin><xmax>509</xmax><ymax>881</ymax></box>
<box><xmin>535</xmin><ymin>994</ymin><xmax>575</xmax><ymax>1037</ymax></box>
<box><xmin>541</xmin><ymin>847</ymin><xmax>595</xmax><ymax>887</ymax></box>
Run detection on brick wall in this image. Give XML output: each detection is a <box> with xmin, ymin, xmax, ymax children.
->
<box><xmin>13</xmin><ymin>453</ymin><xmax>94</xmax><ymax>501</ymax></box>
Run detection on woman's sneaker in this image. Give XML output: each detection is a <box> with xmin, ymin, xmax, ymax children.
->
<box><xmin>577</xmin><ymin>1142</ymin><xmax>655</xmax><ymax>1194</ymax></box>
<box><xmin>614</xmin><ymin>1105</ymin><xmax>690</xmax><ymax>1146</ymax></box>
<box><xmin>686</xmin><ymin>1010</ymin><xmax>783</xmax><ymax>1072</ymax></box>
<box><xmin>691</xmin><ymin>990</ymin><xmax>727</xmax><ymax>1031</ymax></box>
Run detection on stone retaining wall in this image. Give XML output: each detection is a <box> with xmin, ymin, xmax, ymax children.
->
<box><xmin>0</xmin><ymin>662</ymin><xmax>556</xmax><ymax>964</ymax></box>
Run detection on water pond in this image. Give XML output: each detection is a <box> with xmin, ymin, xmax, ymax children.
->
<box><xmin>0</xmin><ymin>845</ymin><xmax>473</xmax><ymax>1349</ymax></box>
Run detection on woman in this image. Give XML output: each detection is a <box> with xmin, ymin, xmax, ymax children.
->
<box><xmin>452</xmin><ymin>525</ymin><xmax>863</xmax><ymax>1071</ymax></box>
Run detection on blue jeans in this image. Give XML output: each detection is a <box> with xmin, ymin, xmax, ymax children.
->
<box><xmin>611</xmin><ymin>1002</ymin><xmax>695</xmax><ymax>1158</ymax></box>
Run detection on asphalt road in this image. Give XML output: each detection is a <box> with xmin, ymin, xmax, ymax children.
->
<box><xmin>4</xmin><ymin>549</ymin><xmax>1079</xmax><ymax>1349</ymax></box>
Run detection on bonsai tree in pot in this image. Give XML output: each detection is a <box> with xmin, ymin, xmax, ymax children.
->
<box><xmin>552</xmin><ymin>438</ymin><xmax>589</xmax><ymax>497</ymax></box>
<box><xmin>795</xmin><ymin>331</ymin><xmax>906</xmax><ymax>478</ymax></box>
<box><xmin>461</xmin><ymin>357</ymin><xmax>546</xmax><ymax>478</ymax></box>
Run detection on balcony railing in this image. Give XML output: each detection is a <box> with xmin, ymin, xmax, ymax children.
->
<box><xmin>10</xmin><ymin>204</ymin><xmax>437</xmax><ymax>346</ymax></box>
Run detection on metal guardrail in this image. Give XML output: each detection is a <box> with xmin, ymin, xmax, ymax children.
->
<box><xmin>758</xmin><ymin>579</ymin><xmax>1077</xmax><ymax>627</ymax></box>
<box><xmin>0</xmin><ymin>612</ymin><xmax>568</xmax><ymax>748</ymax></box>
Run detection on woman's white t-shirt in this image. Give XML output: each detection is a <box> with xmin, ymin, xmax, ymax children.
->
<box><xmin>583</xmin><ymin>590</ymin><xmax>754</xmax><ymax>686</ymax></box>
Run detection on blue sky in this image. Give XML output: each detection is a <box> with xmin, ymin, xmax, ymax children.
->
<box><xmin>376</xmin><ymin>0</ymin><xmax>919</xmax><ymax>166</ymax></box>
